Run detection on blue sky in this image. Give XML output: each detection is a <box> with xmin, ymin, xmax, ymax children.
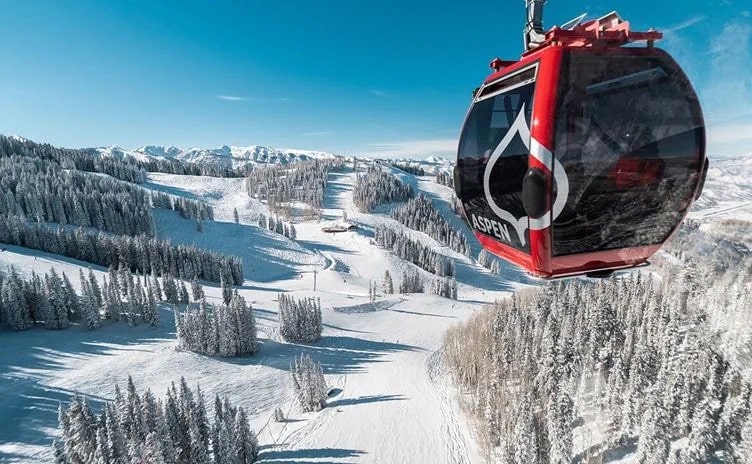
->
<box><xmin>0</xmin><ymin>0</ymin><xmax>750</xmax><ymax>157</ymax></box>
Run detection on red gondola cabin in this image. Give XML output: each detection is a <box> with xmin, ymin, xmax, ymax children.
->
<box><xmin>455</xmin><ymin>12</ymin><xmax>708</xmax><ymax>278</ymax></box>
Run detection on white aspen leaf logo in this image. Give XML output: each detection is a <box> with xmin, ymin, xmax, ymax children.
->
<box><xmin>482</xmin><ymin>103</ymin><xmax>570</xmax><ymax>246</ymax></box>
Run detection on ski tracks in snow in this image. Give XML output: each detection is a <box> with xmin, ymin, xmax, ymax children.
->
<box><xmin>426</xmin><ymin>349</ymin><xmax>473</xmax><ymax>464</ymax></box>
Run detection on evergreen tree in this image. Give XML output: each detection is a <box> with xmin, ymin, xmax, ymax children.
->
<box><xmin>191</xmin><ymin>276</ymin><xmax>204</xmax><ymax>301</ymax></box>
<box><xmin>221</xmin><ymin>274</ymin><xmax>232</xmax><ymax>306</ymax></box>
<box><xmin>383</xmin><ymin>270</ymin><xmax>394</xmax><ymax>294</ymax></box>
<box><xmin>291</xmin><ymin>354</ymin><xmax>328</xmax><ymax>412</ymax></box>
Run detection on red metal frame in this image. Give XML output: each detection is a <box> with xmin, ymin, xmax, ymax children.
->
<box><xmin>465</xmin><ymin>17</ymin><xmax>703</xmax><ymax>279</ymax></box>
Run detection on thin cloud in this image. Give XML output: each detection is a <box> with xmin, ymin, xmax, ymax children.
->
<box><xmin>216</xmin><ymin>95</ymin><xmax>251</xmax><ymax>102</ymax></box>
<box><xmin>302</xmin><ymin>131</ymin><xmax>333</xmax><ymax>136</ymax></box>
<box><xmin>663</xmin><ymin>15</ymin><xmax>706</xmax><ymax>33</ymax></box>
<box><xmin>367</xmin><ymin>138</ymin><xmax>457</xmax><ymax>158</ymax></box>
<box><xmin>370</xmin><ymin>90</ymin><xmax>389</xmax><ymax>98</ymax></box>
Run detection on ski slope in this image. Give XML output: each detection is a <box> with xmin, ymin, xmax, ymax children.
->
<box><xmin>4</xmin><ymin>153</ymin><xmax>746</xmax><ymax>463</ymax></box>
<box><xmin>0</xmin><ymin>161</ymin><xmax>521</xmax><ymax>463</ymax></box>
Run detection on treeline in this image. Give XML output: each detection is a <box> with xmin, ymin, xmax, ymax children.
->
<box><xmin>0</xmin><ymin>217</ymin><xmax>243</xmax><ymax>284</ymax></box>
<box><xmin>374</xmin><ymin>225</ymin><xmax>455</xmax><ymax>277</ymax></box>
<box><xmin>152</xmin><ymin>191</ymin><xmax>214</xmax><ymax>222</ymax></box>
<box><xmin>246</xmin><ymin>159</ymin><xmax>343</xmax><ymax>217</ymax></box>
<box><xmin>390</xmin><ymin>162</ymin><xmax>425</xmax><ymax>176</ymax></box>
<box><xmin>54</xmin><ymin>376</ymin><xmax>258</xmax><ymax>464</ymax></box>
<box><xmin>136</xmin><ymin>156</ymin><xmax>250</xmax><ymax>178</ymax></box>
<box><xmin>443</xmin><ymin>261</ymin><xmax>752</xmax><ymax>463</ymax></box>
<box><xmin>0</xmin><ymin>155</ymin><xmax>154</xmax><ymax>236</ymax></box>
<box><xmin>257</xmin><ymin>213</ymin><xmax>297</xmax><ymax>240</ymax></box>
<box><xmin>278</xmin><ymin>294</ymin><xmax>322</xmax><ymax>343</ymax></box>
<box><xmin>398</xmin><ymin>268</ymin><xmax>425</xmax><ymax>294</ymax></box>
<box><xmin>0</xmin><ymin>138</ymin><xmax>217</xmax><ymax>237</ymax></box>
<box><xmin>435</xmin><ymin>171</ymin><xmax>454</xmax><ymax>188</ymax></box>
<box><xmin>0</xmin><ymin>135</ymin><xmax>146</xmax><ymax>184</ymax></box>
<box><xmin>0</xmin><ymin>266</ymin><xmax>160</xmax><ymax>332</ymax></box>
<box><xmin>449</xmin><ymin>195</ymin><xmax>463</xmax><ymax>216</ymax></box>
<box><xmin>391</xmin><ymin>193</ymin><xmax>470</xmax><ymax>257</ymax></box>
<box><xmin>430</xmin><ymin>277</ymin><xmax>458</xmax><ymax>299</ymax></box>
<box><xmin>353</xmin><ymin>166</ymin><xmax>414</xmax><ymax>212</ymax></box>
<box><xmin>477</xmin><ymin>249</ymin><xmax>503</xmax><ymax>274</ymax></box>
<box><xmin>175</xmin><ymin>295</ymin><xmax>258</xmax><ymax>357</ymax></box>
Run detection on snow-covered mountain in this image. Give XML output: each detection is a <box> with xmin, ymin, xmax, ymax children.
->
<box><xmin>690</xmin><ymin>154</ymin><xmax>752</xmax><ymax>222</ymax></box>
<box><xmin>97</xmin><ymin>144</ymin><xmax>338</xmax><ymax>168</ymax></box>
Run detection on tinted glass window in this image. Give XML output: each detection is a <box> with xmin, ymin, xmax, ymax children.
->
<box><xmin>552</xmin><ymin>52</ymin><xmax>704</xmax><ymax>256</ymax></box>
<box><xmin>458</xmin><ymin>75</ymin><xmax>536</xmax><ymax>251</ymax></box>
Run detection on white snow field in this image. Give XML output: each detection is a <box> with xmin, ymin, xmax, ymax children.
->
<box><xmin>0</xmin><ymin>161</ymin><xmax>526</xmax><ymax>463</ymax></box>
<box><xmin>1</xmin><ymin>152</ymin><xmax>748</xmax><ymax>463</ymax></box>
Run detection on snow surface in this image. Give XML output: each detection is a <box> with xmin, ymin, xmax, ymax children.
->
<box><xmin>0</xmin><ymin>161</ymin><xmax>523</xmax><ymax>463</ymax></box>
<box><xmin>690</xmin><ymin>155</ymin><xmax>752</xmax><ymax>221</ymax></box>
<box><xmin>2</xmin><ymin>152</ymin><xmax>748</xmax><ymax>463</ymax></box>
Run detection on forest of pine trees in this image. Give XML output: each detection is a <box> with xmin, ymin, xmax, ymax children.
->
<box><xmin>0</xmin><ymin>216</ymin><xmax>242</xmax><ymax>284</ymax></box>
<box><xmin>399</xmin><ymin>269</ymin><xmax>425</xmax><ymax>294</ymax></box>
<box><xmin>443</xmin><ymin>256</ymin><xmax>752</xmax><ymax>463</ymax></box>
<box><xmin>175</xmin><ymin>294</ymin><xmax>258</xmax><ymax>357</ymax></box>
<box><xmin>256</xmin><ymin>213</ymin><xmax>297</xmax><ymax>240</ymax></box>
<box><xmin>278</xmin><ymin>294</ymin><xmax>323</xmax><ymax>343</ymax></box>
<box><xmin>352</xmin><ymin>166</ymin><xmax>414</xmax><ymax>213</ymax></box>
<box><xmin>477</xmin><ymin>248</ymin><xmax>503</xmax><ymax>275</ymax></box>
<box><xmin>245</xmin><ymin>159</ymin><xmax>343</xmax><ymax>217</ymax></box>
<box><xmin>435</xmin><ymin>171</ymin><xmax>454</xmax><ymax>188</ymax></box>
<box><xmin>389</xmin><ymin>162</ymin><xmax>425</xmax><ymax>176</ymax></box>
<box><xmin>53</xmin><ymin>376</ymin><xmax>258</xmax><ymax>463</ymax></box>
<box><xmin>0</xmin><ymin>265</ymin><xmax>163</xmax><ymax>332</ymax></box>
<box><xmin>151</xmin><ymin>191</ymin><xmax>214</xmax><ymax>222</ymax></box>
<box><xmin>374</xmin><ymin>225</ymin><xmax>455</xmax><ymax>277</ymax></box>
<box><xmin>0</xmin><ymin>155</ymin><xmax>155</xmax><ymax>236</ymax></box>
<box><xmin>135</xmin><ymin>156</ymin><xmax>251</xmax><ymax>178</ymax></box>
<box><xmin>391</xmin><ymin>193</ymin><xmax>471</xmax><ymax>257</ymax></box>
<box><xmin>0</xmin><ymin>135</ymin><xmax>146</xmax><ymax>184</ymax></box>
<box><xmin>430</xmin><ymin>276</ymin><xmax>458</xmax><ymax>300</ymax></box>
<box><xmin>291</xmin><ymin>354</ymin><xmax>328</xmax><ymax>412</ymax></box>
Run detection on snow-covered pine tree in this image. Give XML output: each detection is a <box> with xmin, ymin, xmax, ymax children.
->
<box><xmin>179</xmin><ymin>281</ymin><xmax>190</xmax><ymax>304</ymax></box>
<box><xmin>162</xmin><ymin>274</ymin><xmax>179</xmax><ymax>304</ymax></box>
<box><xmin>221</xmin><ymin>273</ymin><xmax>233</xmax><ymax>306</ymax></box>
<box><xmin>1</xmin><ymin>269</ymin><xmax>32</xmax><ymax>330</ymax></box>
<box><xmin>80</xmin><ymin>274</ymin><xmax>101</xmax><ymax>330</ymax></box>
<box><xmin>383</xmin><ymin>270</ymin><xmax>394</xmax><ymax>294</ymax></box>
<box><xmin>191</xmin><ymin>275</ymin><xmax>204</xmax><ymax>301</ymax></box>
<box><xmin>44</xmin><ymin>269</ymin><xmax>70</xmax><ymax>330</ymax></box>
<box><xmin>234</xmin><ymin>407</ymin><xmax>259</xmax><ymax>463</ymax></box>
<box><xmin>291</xmin><ymin>354</ymin><xmax>328</xmax><ymax>412</ymax></box>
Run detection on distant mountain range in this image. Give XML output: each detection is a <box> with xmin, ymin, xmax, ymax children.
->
<box><xmin>94</xmin><ymin>143</ymin><xmax>456</xmax><ymax>171</ymax></box>
<box><xmin>95</xmin><ymin>144</ymin><xmax>338</xmax><ymax>168</ymax></box>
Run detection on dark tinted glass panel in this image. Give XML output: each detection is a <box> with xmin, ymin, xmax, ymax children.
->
<box><xmin>478</xmin><ymin>68</ymin><xmax>536</xmax><ymax>99</ymax></box>
<box><xmin>457</xmin><ymin>77</ymin><xmax>535</xmax><ymax>251</ymax></box>
<box><xmin>552</xmin><ymin>52</ymin><xmax>704</xmax><ymax>256</ymax></box>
